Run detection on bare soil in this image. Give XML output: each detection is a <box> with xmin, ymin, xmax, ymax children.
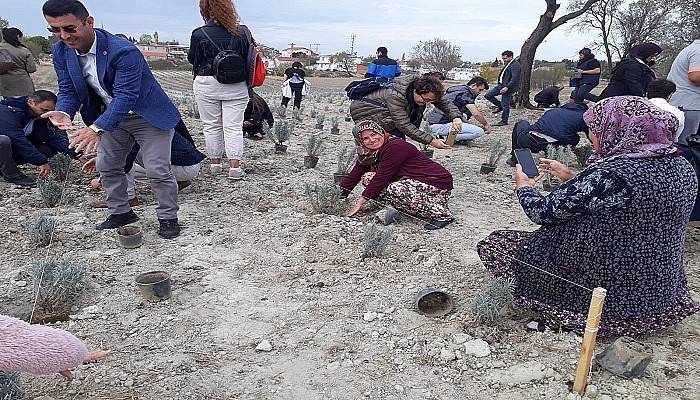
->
<box><xmin>1</xmin><ymin>65</ymin><xmax>698</xmax><ymax>400</ymax></box>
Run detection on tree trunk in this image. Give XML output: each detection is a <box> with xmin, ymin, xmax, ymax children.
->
<box><xmin>518</xmin><ymin>0</ymin><xmax>601</xmax><ymax>108</ymax></box>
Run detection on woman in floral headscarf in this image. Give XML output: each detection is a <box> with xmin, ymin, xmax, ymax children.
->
<box><xmin>477</xmin><ymin>96</ymin><xmax>698</xmax><ymax>336</ymax></box>
<box><xmin>339</xmin><ymin>120</ymin><xmax>455</xmax><ymax>230</ymax></box>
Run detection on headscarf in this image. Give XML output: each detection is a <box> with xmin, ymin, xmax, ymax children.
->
<box><xmin>629</xmin><ymin>42</ymin><xmax>662</xmax><ymax>65</ymax></box>
<box><xmin>352</xmin><ymin>120</ymin><xmax>392</xmax><ymax>166</ymax></box>
<box><xmin>583</xmin><ymin>96</ymin><xmax>679</xmax><ymax>163</ymax></box>
<box><xmin>1</xmin><ymin>28</ymin><xmax>26</xmax><ymax>49</ymax></box>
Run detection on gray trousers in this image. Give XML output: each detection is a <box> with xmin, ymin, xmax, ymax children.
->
<box><xmin>0</xmin><ymin>135</ymin><xmax>21</xmax><ymax>178</ymax></box>
<box><xmin>678</xmin><ymin>110</ymin><xmax>700</xmax><ymax>145</ymax></box>
<box><xmin>95</xmin><ymin>115</ymin><xmax>178</xmax><ymax>219</ymax></box>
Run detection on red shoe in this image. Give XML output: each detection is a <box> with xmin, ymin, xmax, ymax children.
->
<box><xmin>90</xmin><ymin>197</ymin><xmax>141</xmax><ymax>209</ymax></box>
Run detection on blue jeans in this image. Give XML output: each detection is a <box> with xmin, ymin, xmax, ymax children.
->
<box><xmin>430</xmin><ymin>123</ymin><xmax>484</xmax><ymax>141</ymax></box>
<box><xmin>571</xmin><ymin>84</ymin><xmax>598</xmax><ymax>102</ymax></box>
<box><xmin>484</xmin><ymin>85</ymin><xmax>513</xmax><ymax>123</ymax></box>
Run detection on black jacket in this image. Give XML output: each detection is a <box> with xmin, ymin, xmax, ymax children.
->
<box><xmin>499</xmin><ymin>59</ymin><xmax>521</xmax><ymax>92</ymax></box>
<box><xmin>188</xmin><ymin>22</ymin><xmax>250</xmax><ymax>77</ymax></box>
<box><xmin>244</xmin><ymin>99</ymin><xmax>274</xmax><ymax>133</ymax></box>
<box><xmin>534</xmin><ymin>86</ymin><xmax>561</xmax><ymax>106</ymax></box>
<box><xmin>599</xmin><ymin>57</ymin><xmax>655</xmax><ymax>99</ymax></box>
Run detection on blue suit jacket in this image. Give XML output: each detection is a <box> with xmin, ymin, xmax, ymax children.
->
<box><xmin>52</xmin><ymin>28</ymin><xmax>180</xmax><ymax>132</ymax></box>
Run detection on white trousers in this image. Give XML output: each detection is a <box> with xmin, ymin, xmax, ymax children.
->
<box><xmin>193</xmin><ymin>76</ymin><xmax>249</xmax><ymax>161</ymax></box>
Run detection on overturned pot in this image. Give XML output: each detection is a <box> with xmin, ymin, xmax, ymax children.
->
<box><xmin>117</xmin><ymin>225</ymin><xmax>143</xmax><ymax>249</ymax></box>
<box><xmin>480</xmin><ymin>163</ymin><xmax>497</xmax><ymax>175</ymax></box>
<box><xmin>415</xmin><ymin>287</ymin><xmax>454</xmax><ymax>317</ymax></box>
<box><xmin>304</xmin><ymin>155</ymin><xmax>319</xmax><ymax>169</ymax></box>
<box><xmin>330</xmin><ymin>127</ymin><xmax>340</xmax><ymax>135</ymax></box>
<box><xmin>274</xmin><ymin>144</ymin><xmax>288</xmax><ymax>154</ymax></box>
<box><xmin>135</xmin><ymin>271</ymin><xmax>171</xmax><ymax>302</ymax></box>
<box><xmin>421</xmin><ymin>149</ymin><xmax>434</xmax><ymax>159</ymax></box>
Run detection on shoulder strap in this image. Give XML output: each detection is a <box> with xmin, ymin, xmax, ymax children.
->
<box><xmin>199</xmin><ymin>27</ymin><xmax>222</xmax><ymax>53</ymax></box>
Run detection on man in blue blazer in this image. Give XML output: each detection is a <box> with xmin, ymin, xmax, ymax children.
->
<box><xmin>41</xmin><ymin>0</ymin><xmax>182</xmax><ymax>238</ymax></box>
<box><xmin>484</xmin><ymin>50</ymin><xmax>522</xmax><ymax>127</ymax></box>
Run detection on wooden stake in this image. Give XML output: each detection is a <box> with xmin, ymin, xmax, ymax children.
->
<box><xmin>446</xmin><ymin>129</ymin><xmax>458</xmax><ymax>146</ymax></box>
<box><xmin>573</xmin><ymin>287</ymin><xmax>607</xmax><ymax>395</ymax></box>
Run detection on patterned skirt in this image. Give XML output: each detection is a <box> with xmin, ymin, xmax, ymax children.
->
<box><xmin>361</xmin><ymin>173</ymin><xmax>453</xmax><ymax>222</ymax></box>
<box><xmin>477</xmin><ymin>230</ymin><xmax>700</xmax><ymax>336</ymax></box>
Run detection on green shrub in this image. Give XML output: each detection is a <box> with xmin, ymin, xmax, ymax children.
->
<box><xmin>304</xmin><ymin>181</ymin><xmax>345</xmax><ymax>215</ymax></box>
<box><xmin>36</xmin><ymin>177</ymin><xmax>64</xmax><ymax>208</ymax></box>
<box><xmin>0</xmin><ymin>372</ymin><xmax>24</xmax><ymax>400</ymax></box>
<box><xmin>362</xmin><ymin>223</ymin><xmax>394</xmax><ymax>258</ymax></box>
<box><xmin>471</xmin><ymin>277</ymin><xmax>515</xmax><ymax>324</ymax></box>
<box><xmin>32</xmin><ymin>257</ymin><xmax>87</xmax><ymax>317</ymax></box>
<box><xmin>22</xmin><ymin>211</ymin><xmax>58</xmax><ymax>247</ymax></box>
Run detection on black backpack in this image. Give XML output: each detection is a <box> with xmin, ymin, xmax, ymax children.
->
<box><xmin>345</xmin><ymin>79</ymin><xmax>388</xmax><ymax>100</ymax></box>
<box><xmin>200</xmin><ymin>27</ymin><xmax>246</xmax><ymax>84</ymax></box>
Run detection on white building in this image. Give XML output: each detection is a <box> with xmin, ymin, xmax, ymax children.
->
<box><xmin>280</xmin><ymin>47</ymin><xmax>318</xmax><ymax>59</ymax></box>
<box><xmin>311</xmin><ymin>54</ymin><xmax>362</xmax><ymax>72</ymax></box>
<box><xmin>447</xmin><ymin>67</ymin><xmax>480</xmax><ymax>81</ymax></box>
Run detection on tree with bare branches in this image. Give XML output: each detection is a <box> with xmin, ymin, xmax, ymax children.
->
<box><xmin>411</xmin><ymin>38</ymin><xmax>462</xmax><ymax>74</ymax></box>
<box><xmin>613</xmin><ymin>0</ymin><xmax>676</xmax><ymax>58</ymax></box>
<box><xmin>518</xmin><ymin>0</ymin><xmax>601</xmax><ymax>108</ymax></box>
<box><xmin>569</xmin><ymin>0</ymin><xmax>623</xmax><ymax>73</ymax></box>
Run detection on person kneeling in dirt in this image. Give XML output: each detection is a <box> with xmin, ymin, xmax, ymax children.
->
<box><xmin>0</xmin><ymin>90</ymin><xmax>82</xmax><ymax>187</ymax></box>
<box><xmin>426</xmin><ymin>76</ymin><xmax>492</xmax><ymax>144</ymax></box>
<box><xmin>86</xmin><ymin>124</ymin><xmax>205</xmax><ymax>207</ymax></box>
<box><xmin>505</xmin><ymin>102</ymin><xmax>589</xmax><ymax>167</ymax></box>
<box><xmin>349</xmin><ymin>74</ymin><xmax>462</xmax><ymax>150</ymax></box>
<box><xmin>243</xmin><ymin>92</ymin><xmax>274</xmax><ymax>140</ymax></box>
<box><xmin>0</xmin><ymin>313</ymin><xmax>111</xmax><ymax>380</ymax></box>
<box><xmin>340</xmin><ymin>120</ymin><xmax>455</xmax><ymax>230</ymax></box>
<box><xmin>477</xmin><ymin>96</ymin><xmax>698</xmax><ymax>336</ymax></box>
<box><xmin>533</xmin><ymin>85</ymin><xmax>563</xmax><ymax>108</ymax></box>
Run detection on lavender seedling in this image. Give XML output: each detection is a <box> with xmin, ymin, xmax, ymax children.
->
<box><xmin>32</xmin><ymin>257</ymin><xmax>87</xmax><ymax>318</ymax></box>
<box><xmin>22</xmin><ymin>211</ymin><xmax>58</xmax><ymax>247</ymax></box>
<box><xmin>362</xmin><ymin>223</ymin><xmax>395</xmax><ymax>258</ymax></box>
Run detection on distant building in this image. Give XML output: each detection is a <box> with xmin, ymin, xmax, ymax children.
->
<box><xmin>311</xmin><ymin>54</ymin><xmax>363</xmax><ymax>72</ymax></box>
<box><xmin>447</xmin><ymin>67</ymin><xmax>480</xmax><ymax>81</ymax></box>
<box><xmin>136</xmin><ymin>43</ymin><xmax>189</xmax><ymax>61</ymax></box>
<box><xmin>280</xmin><ymin>46</ymin><xmax>318</xmax><ymax>59</ymax></box>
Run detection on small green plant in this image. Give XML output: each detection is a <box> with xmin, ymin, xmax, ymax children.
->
<box><xmin>315</xmin><ymin>112</ymin><xmax>326</xmax><ymax>129</ymax></box>
<box><xmin>546</xmin><ymin>144</ymin><xmax>576</xmax><ymax>167</ymax></box>
<box><xmin>270</xmin><ymin>120</ymin><xmax>290</xmax><ymax>145</ymax></box>
<box><xmin>48</xmin><ymin>153</ymin><xmax>73</xmax><ymax>182</ymax></box>
<box><xmin>471</xmin><ymin>277</ymin><xmax>515</xmax><ymax>324</ymax></box>
<box><xmin>0</xmin><ymin>372</ymin><xmax>24</xmax><ymax>400</ymax></box>
<box><xmin>310</xmin><ymin>109</ymin><xmax>318</xmax><ymax>118</ymax></box>
<box><xmin>304</xmin><ymin>133</ymin><xmax>324</xmax><ymax>157</ymax></box>
<box><xmin>275</xmin><ymin>105</ymin><xmax>287</xmax><ymax>118</ymax></box>
<box><xmin>336</xmin><ymin>144</ymin><xmax>356</xmax><ymax>174</ymax></box>
<box><xmin>292</xmin><ymin>107</ymin><xmax>301</xmax><ymax>121</ymax></box>
<box><xmin>330</xmin><ymin>116</ymin><xmax>340</xmax><ymax>135</ymax></box>
<box><xmin>362</xmin><ymin>223</ymin><xmax>395</xmax><ymax>258</ymax></box>
<box><xmin>22</xmin><ymin>211</ymin><xmax>58</xmax><ymax>247</ymax></box>
<box><xmin>32</xmin><ymin>257</ymin><xmax>87</xmax><ymax>318</ymax></box>
<box><xmin>486</xmin><ymin>140</ymin><xmax>508</xmax><ymax>166</ymax></box>
<box><xmin>36</xmin><ymin>177</ymin><xmax>64</xmax><ymax>208</ymax></box>
<box><xmin>304</xmin><ymin>181</ymin><xmax>345</xmax><ymax>215</ymax></box>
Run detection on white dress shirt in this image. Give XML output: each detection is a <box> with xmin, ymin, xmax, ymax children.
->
<box><xmin>76</xmin><ymin>32</ymin><xmax>113</xmax><ymax>106</ymax></box>
<box><xmin>649</xmin><ymin>97</ymin><xmax>685</xmax><ymax>140</ymax></box>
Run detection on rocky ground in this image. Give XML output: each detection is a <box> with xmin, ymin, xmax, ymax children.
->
<box><xmin>1</xmin><ymin>65</ymin><xmax>698</xmax><ymax>399</ymax></box>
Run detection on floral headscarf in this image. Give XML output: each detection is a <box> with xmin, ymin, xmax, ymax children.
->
<box><xmin>583</xmin><ymin>96</ymin><xmax>679</xmax><ymax>163</ymax></box>
<box><xmin>352</xmin><ymin>120</ymin><xmax>393</xmax><ymax>166</ymax></box>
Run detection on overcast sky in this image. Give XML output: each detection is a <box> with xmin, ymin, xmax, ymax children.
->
<box><xmin>5</xmin><ymin>0</ymin><xmax>598</xmax><ymax>62</ymax></box>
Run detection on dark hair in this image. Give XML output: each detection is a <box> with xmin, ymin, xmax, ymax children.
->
<box><xmin>1</xmin><ymin>28</ymin><xmax>26</xmax><ymax>48</ymax></box>
<box><xmin>250</xmin><ymin>91</ymin><xmax>266</xmax><ymax>112</ymax></box>
<box><xmin>467</xmin><ymin>76</ymin><xmax>489</xmax><ymax>89</ymax></box>
<box><xmin>629</xmin><ymin>42</ymin><xmax>663</xmax><ymax>62</ymax></box>
<box><xmin>579</xmin><ymin>47</ymin><xmax>594</xmax><ymax>60</ymax></box>
<box><xmin>414</xmin><ymin>76</ymin><xmax>444</xmax><ymax>100</ymax></box>
<box><xmin>646</xmin><ymin>79</ymin><xmax>676</xmax><ymax>99</ymax></box>
<box><xmin>501</xmin><ymin>50</ymin><xmax>514</xmax><ymax>57</ymax></box>
<box><xmin>376</xmin><ymin>46</ymin><xmax>388</xmax><ymax>56</ymax></box>
<box><xmin>42</xmin><ymin>0</ymin><xmax>90</xmax><ymax>20</ymax></box>
<box><xmin>292</xmin><ymin>61</ymin><xmax>303</xmax><ymax>69</ymax></box>
<box><xmin>423</xmin><ymin>71</ymin><xmax>445</xmax><ymax>81</ymax></box>
<box><xmin>29</xmin><ymin>90</ymin><xmax>58</xmax><ymax>103</ymax></box>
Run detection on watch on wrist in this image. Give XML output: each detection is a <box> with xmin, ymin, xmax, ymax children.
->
<box><xmin>88</xmin><ymin>124</ymin><xmax>104</xmax><ymax>135</ymax></box>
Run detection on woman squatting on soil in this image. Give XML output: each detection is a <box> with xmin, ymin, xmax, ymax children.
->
<box><xmin>349</xmin><ymin>74</ymin><xmax>463</xmax><ymax>150</ymax></box>
<box><xmin>188</xmin><ymin>0</ymin><xmax>253</xmax><ymax>180</ymax></box>
<box><xmin>477</xmin><ymin>96</ymin><xmax>699</xmax><ymax>336</ymax></box>
<box><xmin>340</xmin><ymin>120</ymin><xmax>455</xmax><ymax>230</ymax></box>
<box><xmin>0</xmin><ymin>314</ymin><xmax>110</xmax><ymax>380</ymax></box>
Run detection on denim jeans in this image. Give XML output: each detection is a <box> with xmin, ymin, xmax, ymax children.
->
<box><xmin>571</xmin><ymin>84</ymin><xmax>599</xmax><ymax>102</ymax></box>
<box><xmin>510</xmin><ymin>120</ymin><xmax>549</xmax><ymax>156</ymax></box>
<box><xmin>430</xmin><ymin>123</ymin><xmax>484</xmax><ymax>141</ymax></box>
<box><xmin>484</xmin><ymin>85</ymin><xmax>513</xmax><ymax>123</ymax></box>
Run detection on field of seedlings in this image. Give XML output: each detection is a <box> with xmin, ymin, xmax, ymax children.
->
<box><xmin>1</xmin><ymin>64</ymin><xmax>699</xmax><ymax>400</ymax></box>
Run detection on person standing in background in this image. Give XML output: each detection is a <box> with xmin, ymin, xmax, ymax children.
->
<box><xmin>0</xmin><ymin>28</ymin><xmax>37</xmax><ymax>98</ymax></box>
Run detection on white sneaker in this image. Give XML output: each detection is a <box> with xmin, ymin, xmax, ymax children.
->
<box><xmin>228</xmin><ymin>168</ymin><xmax>247</xmax><ymax>180</ymax></box>
<box><xmin>210</xmin><ymin>164</ymin><xmax>223</xmax><ymax>175</ymax></box>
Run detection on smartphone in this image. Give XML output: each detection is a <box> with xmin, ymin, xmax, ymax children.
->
<box><xmin>514</xmin><ymin>148</ymin><xmax>539</xmax><ymax>178</ymax></box>
<box><xmin>445</xmin><ymin>130</ymin><xmax>458</xmax><ymax>146</ymax></box>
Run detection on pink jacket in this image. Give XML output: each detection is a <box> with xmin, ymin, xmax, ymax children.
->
<box><xmin>0</xmin><ymin>315</ymin><xmax>88</xmax><ymax>375</ymax></box>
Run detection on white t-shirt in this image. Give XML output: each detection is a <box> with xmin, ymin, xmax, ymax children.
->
<box><xmin>649</xmin><ymin>97</ymin><xmax>685</xmax><ymax>140</ymax></box>
<box><xmin>668</xmin><ymin>40</ymin><xmax>700</xmax><ymax>111</ymax></box>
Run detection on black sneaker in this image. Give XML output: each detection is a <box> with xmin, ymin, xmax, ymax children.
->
<box><xmin>424</xmin><ymin>218</ymin><xmax>454</xmax><ymax>230</ymax></box>
<box><xmin>158</xmin><ymin>218</ymin><xmax>180</xmax><ymax>239</ymax></box>
<box><xmin>491</xmin><ymin>107</ymin><xmax>503</xmax><ymax>114</ymax></box>
<box><xmin>493</xmin><ymin>121</ymin><xmax>509</xmax><ymax>127</ymax></box>
<box><xmin>505</xmin><ymin>156</ymin><xmax>517</xmax><ymax>167</ymax></box>
<box><xmin>95</xmin><ymin>211</ymin><xmax>139</xmax><ymax>230</ymax></box>
<box><xmin>4</xmin><ymin>173</ymin><xmax>37</xmax><ymax>187</ymax></box>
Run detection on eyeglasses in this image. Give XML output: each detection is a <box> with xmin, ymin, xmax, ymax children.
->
<box><xmin>47</xmin><ymin>24</ymin><xmax>80</xmax><ymax>34</ymax></box>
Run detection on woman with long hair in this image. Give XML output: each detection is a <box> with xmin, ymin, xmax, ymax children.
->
<box><xmin>188</xmin><ymin>0</ymin><xmax>253</xmax><ymax>180</ymax></box>
<box><xmin>0</xmin><ymin>27</ymin><xmax>37</xmax><ymax>97</ymax></box>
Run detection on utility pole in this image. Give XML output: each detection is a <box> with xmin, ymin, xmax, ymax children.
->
<box><xmin>349</xmin><ymin>33</ymin><xmax>356</xmax><ymax>57</ymax></box>
<box><xmin>288</xmin><ymin>42</ymin><xmax>296</xmax><ymax>55</ymax></box>
<box><xmin>310</xmin><ymin>43</ymin><xmax>321</xmax><ymax>54</ymax></box>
